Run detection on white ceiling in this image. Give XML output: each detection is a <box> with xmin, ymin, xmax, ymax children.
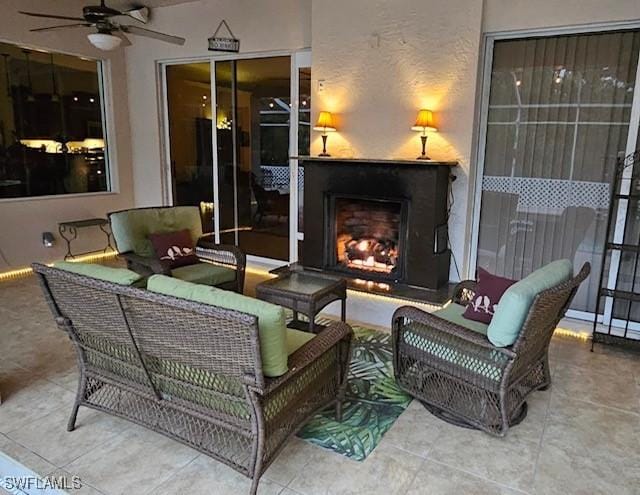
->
<box><xmin>109</xmin><ymin>0</ymin><xmax>199</xmax><ymax>9</ymax></box>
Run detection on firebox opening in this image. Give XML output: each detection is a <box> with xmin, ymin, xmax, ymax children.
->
<box><xmin>330</xmin><ymin>196</ymin><xmax>405</xmax><ymax>280</ymax></box>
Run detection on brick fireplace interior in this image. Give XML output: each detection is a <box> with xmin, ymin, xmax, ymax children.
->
<box><xmin>328</xmin><ymin>195</ymin><xmax>407</xmax><ymax>281</ymax></box>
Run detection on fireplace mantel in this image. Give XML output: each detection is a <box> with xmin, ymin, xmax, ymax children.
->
<box><xmin>300</xmin><ymin>156</ymin><xmax>454</xmax><ymax>294</ymax></box>
<box><xmin>293</xmin><ymin>156</ymin><xmax>458</xmax><ymax>167</ymax></box>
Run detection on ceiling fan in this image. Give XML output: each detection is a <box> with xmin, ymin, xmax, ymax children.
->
<box><xmin>19</xmin><ymin>1</ymin><xmax>185</xmax><ymax>51</ymax></box>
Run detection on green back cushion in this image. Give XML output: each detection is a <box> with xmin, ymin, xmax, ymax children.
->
<box><xmin>110</xmin><ymin>207</ymin><xmax>203</xmax><ymax>258</ymax></box>
<box><xmin>53</xmin><ymin>261</ymin><xmax>144</xmax><ymax>286</ymax></box>
<box><xmin>487</xmin><ymin>259</ymin><xmax>573</xmax><ymax>347</ymax></box>
<box><xmin>147</xmin><ymin>275</ymin><xmax>288</xmax><ymax>377</ymax></box>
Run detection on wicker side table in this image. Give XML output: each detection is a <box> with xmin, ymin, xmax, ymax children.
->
<box><xmin>256</xmin><ymin>272</ymin><xmax>347</xmax><ymax>333</ymax></box>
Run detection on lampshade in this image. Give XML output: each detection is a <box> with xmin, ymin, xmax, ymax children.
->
<box><xmin>87</xmin><ymin>33</ymin><xmax>122</xmax><ymax>51</ymax></box>
<box><xmin>313</xmin><ymin>111</ymin><xmax>336</xmax><ymax>132</ymax></box>
<box><xmin>411</xmin><ymin>109</ymin><xmax>437</xmax><ymax>132</ymax></box>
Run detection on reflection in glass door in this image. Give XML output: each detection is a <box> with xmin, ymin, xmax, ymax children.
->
<box><xmin>474</xmin><ymin>29</ymin><xmax>640</xmax><ymax>319</ymax></box>
<box><xmin>214</xmin><ymin>61</ymin><xmax>237</xmax><ymax>246</ymax></box>
<box><xmin>215</xmin><ymin>56</ymin><xmax>291</xmax><ymax>260</ymax></box>
<box><xmin>165</xmin><ymin>63</ymin><xmax>213</xmax><ymax>233</ymax></box>
<box><xmin>165</xmin><ymin>55</ymin><xmax>308</xmax><ymax>263</ymax></box>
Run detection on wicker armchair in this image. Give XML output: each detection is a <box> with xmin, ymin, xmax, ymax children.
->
<box><xmin>32</xmin><ymin>264</ymin><xmax>352</xmax><ymax>495</ymax></box>
<box><xmin>392</xmin><ymin>262</ymin><xmax>590</xmax><ymax>436</ymax></box>
<box><xmin>108</xmin><ymin>206</ymin><xmax>246</xmax><ymax>293</ymax></box>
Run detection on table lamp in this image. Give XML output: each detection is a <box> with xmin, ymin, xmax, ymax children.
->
<box><xmin>412</xmin><ymin>109</ymin><xmax>437</xmax><ymax>160</ymax></box>
<box><xmin>313</xmin><ymin>111</ymin><xmax>336</xmax><ymax>157</ymax></box>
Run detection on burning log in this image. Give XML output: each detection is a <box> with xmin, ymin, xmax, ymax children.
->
<box><xmin>342</xmin><ymin>238</ymin><xmax>397</xmax><ymax>273</ymax></box>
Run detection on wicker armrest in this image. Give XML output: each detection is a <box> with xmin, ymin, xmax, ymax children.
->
<box><xmin>120</xmin><ymin>252</ymin><xmax>171</xmax><ymax>276</ymax></box>
<box><xmin>195</xmin><ymin>242</ymin><xmax>246</xmax><ymax>269</ymax></box>
<box><xmin>196</xmin><ymin>242</ymin><xmax>246</xmax><ymax>293</ymax></box>
<box><xmin>265</xmin><ymin>321</ymin><xmax>353</xmax><ymax>394</ymax></box>
<box><xmin>393</xmin><ymin>305</ymin><xmax>516</xmax><ymax>358</ymax></box>
<box><xmin>452</xmin><ymin>280</ymin><xmax>477</xmax><ymax>305</ymax></box>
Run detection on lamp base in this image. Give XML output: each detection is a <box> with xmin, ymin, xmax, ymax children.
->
<box><xmin>417</xmin><ymin>134</ymin><xmax>430</xmax><ymax>161</ymax></box>
<box><xmin>319</xmin><ymin>134</ymin><xmax>330</xmax><ymax>157</ymax></box>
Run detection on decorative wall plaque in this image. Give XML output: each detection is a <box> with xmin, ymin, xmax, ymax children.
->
<box><xmin>208</xmin><ymin>20</ymin><xmax>239</xmax><ymax>52</ymax></box>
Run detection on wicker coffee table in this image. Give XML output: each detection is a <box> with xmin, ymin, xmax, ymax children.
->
<box><xmin>256</xmin><ymin>272</ymin><xmax>347</xmax><ymax>333</ymax></box>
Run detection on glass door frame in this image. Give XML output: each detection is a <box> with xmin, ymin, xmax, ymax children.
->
<box><xmin>158</xmin><ymin>48</ymin><xmax>311</xmax><ymax>265</ymax></box>
<box><xmin>290</xmin><ymin>51</ymin><xmax>312</xmax><ymax>262</ymax></box>
<box><xmin>467</xmin><ymin>20</ymin><xmax>640</xmax><ymax>325</ymax></box>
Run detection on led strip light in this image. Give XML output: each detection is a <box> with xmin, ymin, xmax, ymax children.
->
<box><xmin>0</xmin><ymin>251</ymin><xmax>118</xmax><ymax>282</ymax></box>
<box><xmin>0</xmin><ymin>255</ymin><xmax>591</xmax><ymax>340</ymax></box>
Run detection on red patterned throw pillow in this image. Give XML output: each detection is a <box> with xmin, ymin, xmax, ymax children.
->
<box><xmin>462</xmin><ymin>267</ymin><xmax>517</xmax><ymax>324</ymax></box>
<box><xmin>148</xmin><ymin>229</ymin><xmax>198</xmax><ymax>269</ymax></box>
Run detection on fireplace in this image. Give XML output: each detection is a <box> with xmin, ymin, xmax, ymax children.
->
<box><xmin>301</xmin><ymin>157</ymin><xmax>456</xmax><ymax>294</ymax></box>
<box><xmin>327</xmin><ymin>195</ymin><xmax>408</xmax><ymax>281</ymax></box>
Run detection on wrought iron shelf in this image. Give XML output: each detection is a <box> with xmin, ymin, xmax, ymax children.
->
<box><xmin>592</xmin><ymin>149</ymin><xmax>640</xmax><ymax>351</ymax></box>
<box><xmin>58</xmin><ymin>218</ymin><xmax>113</xmax><ymax>260</ymax></box>
<box><xmin>606</xmin><ymin>242</ymin><xmax>640</xmax><ymax>253</ymax></box>
<box><xmin>599</xmin><ymin>288</ymin><xmax>640</xmax><ymax>302</ymax></box>
<box><xmin>613</xmin><ymin>193</ymin><xmax>640</xmax><ymax>200</ymax></box>
<box><xmin>593</xmin><ymin>331</ymin><xmax>640</xmax><ymax>349</ymax></box>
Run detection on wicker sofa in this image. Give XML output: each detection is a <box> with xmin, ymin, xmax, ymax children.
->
<box><xmin>392</xmin><ymin>262</ymin><xmax>590</xmax><ymax>436</ymax></box>
<box><xmin>109</xmin><ymin>206</ymin><xmax>246</xmax><ymax>293</ymax></box>
<box><xmin>33</xmin><ymin>263</ymin><xmax>352</xmax><ymax>494</ymax></box>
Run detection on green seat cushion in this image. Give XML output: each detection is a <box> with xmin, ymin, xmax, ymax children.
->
<box><xmin>286</xmin><ymin>328</ymin><xmax>315</xmax><ymax>355</ymax></box>
<box><xmin>399</xmin><ymin>302</ymin><xmax>503</xmax><ymax>381</ymax></box>
<box><xmin>400</xmin><ymin>302</ymin><xmax>504</xmax><ymax>381</ymax></box>
<box><xmin>153</xmin><ymin>358</ymin><xmax>249</xmax><ymax>419</ymax></box>
<box><xmin>433</xmin><ymin>302</ymin><xmax>489</xmax><ymax>336</ymax></box>
<box><xmin>79</xmin><ymin>333</ymin><xmax>251</xmax><ymax>419</ymax></box>
<box><xmin>171</xmin><ymin>262</ymin><xmax>236</xmax><ymax>286</ymax></box>
<box><xmin>53</xmin><ymin>261</ymin><xmax>144</xmax><ymax>286</ymax></box>
<box><xmin>487</xmin><ymin>259</ymin><xmax>573</xmax><ymax>347</ymax></box>
<box><xmin>402</xmin><ymin>322</ymin><xmax>505</xmax><ymax>382</ymax></box>
<box><xmin>147</xmin><ymin>274</ymin><xmax>288</xmax><ymax>377</ymax></box>
<box><xmin>82</xmin><ymin>313</ymin><xmax>314</xmax><ymax>421</ymax></box>
<box><xmin>156</xmin><ymin>331</ymin><xmax>313</xmax><ymax>418</ymax></box>
<box><xmin>110</xmin><ymin>206</ymin><xmax>203</xmax><ymax>258</ymax></box>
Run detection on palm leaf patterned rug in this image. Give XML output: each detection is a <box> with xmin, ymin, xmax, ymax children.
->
<box><xmin>296</xmin><ymin>324</ymin><xmax>412</xmax><ymax>461</ymax></box>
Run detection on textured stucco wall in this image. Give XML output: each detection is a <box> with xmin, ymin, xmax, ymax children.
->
<box><xmin>123</xmin><ymin>0</ymin><xmax>312</xmax><ymax>208</ymax></box>
<box><xmin>0</xmin><ymin>0</ymin><xmax>134</xmax><ymax>269</ymax></box>
<box><xmin>483</xmin><ymin>0</ymin><xmax>640</xmax><ymax>33</ymax></box>
<box><xmin>311</xmin><ymin>0</ymin><xmax>484</xmax><ymax>280</ymax></box>
<box><xmin>310</xmin><ymin>0</ymin><xmax>640</xmax><ymax>280</ymax></box>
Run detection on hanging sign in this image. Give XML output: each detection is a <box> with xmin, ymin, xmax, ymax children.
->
<box><xmin>208</xmin><ymin>20</ymin><xmax>240</xmax><ymax>52</ymax></box>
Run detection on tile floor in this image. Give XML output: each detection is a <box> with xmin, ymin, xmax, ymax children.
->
<box><xmin>1</xmin><ymin>273</ymin><xmax>639</xmax><ymax>495</ymax></box>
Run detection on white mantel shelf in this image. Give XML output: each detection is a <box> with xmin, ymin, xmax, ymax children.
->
<box><xmin>292</xmin><ymin>156</ymin><xmax>458</xmax><ymax>166</ymax></box>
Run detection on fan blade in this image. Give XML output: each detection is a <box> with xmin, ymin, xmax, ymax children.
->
<box><xmin>125</xmin><ymin>7</ymin><xmax>149</xmax><ymax>24</ymax></box>
<box><xmin>19</xmin><ymin>11</ymin><xmax>86</xmax><ymax>22</ymax></box>
<box><xmin>30</xmin><ymin>23</ymin><xmax>92</xmax><ymax>32</ymax></box>
<box><xmin>120</xmin><ymin>25</ymin><xmax>185</xmax><ymax>46</ymax></box>
<box><xmin>113</xmin><ymin>30</ymin><xmax>132</xmax><ymax>47</ymax></box>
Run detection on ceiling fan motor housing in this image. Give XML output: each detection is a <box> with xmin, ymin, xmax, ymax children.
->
<box><xmin>83</xmin><ymin>4</ymin><xmax>121</xmax><ymax>24</ymax></box>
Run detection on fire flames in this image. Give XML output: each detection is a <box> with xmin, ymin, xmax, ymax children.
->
<box><xmin>337</xmin><ymin>235</ymin><xmax>398</xmax><ymax>274</ymax></box>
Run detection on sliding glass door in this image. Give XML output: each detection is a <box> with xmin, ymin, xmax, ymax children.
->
<box><xmin>164</xmin><ymin>53</ymin><xmax>308</xmax><ymax>263</ymax></box>
<box><xmin>475</xmin><ymin>29</ymin><xmax>640</xmax><ymax>318</ymax></box>
<box><xmin>165</xmin><ymin>62</ymin><xmax>213</xmax><ymax>233</ymax></box>
<box><xmin>215</xmin><ymin>56</ymin><xmax>291</xmax><ymax>261</ymax></box>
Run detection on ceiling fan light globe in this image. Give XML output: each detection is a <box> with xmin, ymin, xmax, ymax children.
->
<box><xmin>87</xmin><ymin>32</ymin><xmax>122</xmax><ymax>51</ymax></box>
